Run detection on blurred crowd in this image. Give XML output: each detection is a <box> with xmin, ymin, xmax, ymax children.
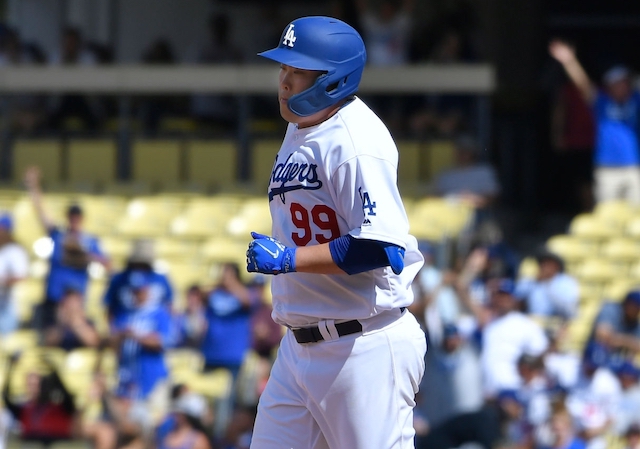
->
<box><xmin>411</xmin><ymin>230</ymin><xmax>640</xmax><ymax>449</ymax></box>
<box><xmin>0</xmin><ymin>141</ymin><xmax>638</xmax><ymax>449</ymax></box>
<box><xmin>0</xmin><ymin>0</ymin><xmax>482</xmax><ymax>139</ymax></box>
<box><xmin>0</xmin><ymin>168</ymin><xmax>283</xmax><ymax>449</ymax></box>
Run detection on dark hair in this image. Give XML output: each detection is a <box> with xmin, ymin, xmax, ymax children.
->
<box><xmin>517</xmin><ymin>354</ymin><xmax>544</xmax><ymax>371</ymax></box>
<box><xmin>66</xmin><ymin>204</ymin><xmax>83</xmax><ymax>217</ymax></box>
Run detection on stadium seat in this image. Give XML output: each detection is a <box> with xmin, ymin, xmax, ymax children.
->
<box><xmin>593</xmin><ymin>200</ymin><xmax>637</xmax><ymax>230</ymax></box>
<box><xmin>569</xmin><ymin>214</ymin><xmax>615</xmax><ymax>241</ymax></box>
<box><xmin>226</xmin><ymin>197</ymin><xmax>272</xmax><ymax>238</ymax></box>
<box><xmin>131</xmin><ymin>140</ymin><xmax>182</xmax><ymax>188</ymax></box>
<box><xmin>396</xmin><ymin>141</ymin><xmax>421</xmax><ymax>186</ymax></box>
<box><xmin>251</xmin><ymin>140</ymin><xmax>280</xmax><ymax>186</ymax></box>
<box><xmin>625</xmin><ymin>216</ymin><xmax>640</xmax><ymax>239</ymax></box>
<box><xmin>575</xmin><ymin>258</ymin><xmax>617</xmax><ymax>283</ymax></box>
<box><xmin>12</xmin><ymin>139</ymin><xmax>62</xmax><ymax>185</ymax></box>
<box><xmin>0</xmin><ymin>330</ymin><xmax>39</xmax><ymax>355</ymax></box>
<box><xmin>60</xmin><ymin>348</ymin><xmax>99</xmax><ymax>407</ymax></box>
<box><xmin>411</xmin><ymin>198</ymin><xmax>473</xmax><ymax>237</ymax></box>
<box><xmin>165</xmin><ymin>349</ymin><xmax>204</xmax><ymax>374</ymax></box>
<box><xmin>67</xmin><ymin>139</ymin><xmax>117</xmax><ymax>186</ymax></box>
<box><xmin>158</xmin><ymin>260</ymin><xmax>211</xmax><ymax>292</ymax></box>
<box><xmin>13</xmin><ymin>279</ymin><xmax>45</xmax><ymax>324</ymax></box>
<box><xmin>603</xmin><ymin>279</ymin><xmax>639</xmax><ymax>302</ymax></box>
<box><xmin>154</xmin><ymin>237</ymin><xmax>199</xmax><ymax>262</ymax></box>
<box><xmin>546</xmin><ymin>234</ymin><xmax>595</xmax><ymax>263</ymax></box>
<box><xmin>79</xmin><ymin>195</ymin><xmax>128</xmax><ymax>235</ymax></box>
<box><xmin>177</xmin><ymin>368</ymin><xmax>233</xmax><ymax>401</ymax></box>
<box><xmin>170</xmin><ymin>196</ymin><xmax>241</xmax><ymax>240</ymax></box>
<box><xmin>517</xmin><ymin>257</ymin><xmax>539</xmax><ymax>279</ymax></box>
<box><xmin>423</xmin><ymin>139</ymin><xmax>456</xmax><ymax>181</ymax></box>
<box><xmin>200</xmin><ymin>237</ymin><xmax>248</xmax><ymax>265</ymax></box>
<box><xmin>600</xmin><ymin>238</ymin><xmax>640</xmax><ymax>272</ymax></box>
<box><xmin>186</xmin><ymin>140</ymin><xmax>237</xmax><ymax>188</ymax></box>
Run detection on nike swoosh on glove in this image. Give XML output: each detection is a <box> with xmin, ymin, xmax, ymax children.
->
<box><xmin>246</xmin><ymin>232</ymin><xmax>297</xmax><ymax>275</ymax></box>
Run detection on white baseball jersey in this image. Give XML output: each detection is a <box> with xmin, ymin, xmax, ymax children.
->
<box><xmin>267</xmin><ymin>97</ymin><xmax>424</xmax><ymax>327</ymax></box>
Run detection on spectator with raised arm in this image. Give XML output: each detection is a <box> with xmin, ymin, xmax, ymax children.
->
<box><xmin>24</xmin><ymin>166</ymin><xmax>110</xmax><ymax>330</ymax></box>
<box><xmin>549</xmin><ymin>40</ymin><xmax>640</xmax><ymax>205</ymax></box>
<box><xmin>0</xmin><ymin>212</ymin><xmax>29</xmax><ymax>334</ymax></box>
<box><xmin>42</xmin><ymin>287</ymin><xmax>101</xmax><ymax>350</ymax></box>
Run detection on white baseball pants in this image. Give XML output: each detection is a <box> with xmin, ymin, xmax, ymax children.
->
<box><xmin>250</xmin><ymin>310</ymin><xmax>427</xmax><ymax>449</ymax></box>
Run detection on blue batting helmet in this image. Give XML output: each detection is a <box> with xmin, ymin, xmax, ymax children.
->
<box><xmin>258</xmin><ymin>16</ymin><xmax>367</xmax><ymax>117</ymax></box>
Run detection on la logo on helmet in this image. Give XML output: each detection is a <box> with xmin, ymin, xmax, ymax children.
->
<box><xmin>282</xmin><ymin>24</ymin><xmax>296</xmax><ymax>48</ymax></box>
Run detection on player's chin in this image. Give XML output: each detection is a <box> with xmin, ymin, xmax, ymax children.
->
<box><xmin>279</xmin><ymin>104</ymin><xmax>297</xmax><ymax>123</ymax></box>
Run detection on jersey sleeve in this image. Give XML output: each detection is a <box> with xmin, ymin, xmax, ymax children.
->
<box><xmin>330</xmin><ymin>154</ymin><xmax>409</xmax><ymax>248</ymax></box>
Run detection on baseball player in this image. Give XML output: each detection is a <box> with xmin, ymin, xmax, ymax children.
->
<box><xmin>246</xmin><ymin>16</ymin><xmax>427</xmax><ymax>449</ymax></box>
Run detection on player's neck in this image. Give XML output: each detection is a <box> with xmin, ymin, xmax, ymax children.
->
<box><xmin>294</xmin><ymin>98</ymin><xmax>350</xmax><ymax>129</ymax></box>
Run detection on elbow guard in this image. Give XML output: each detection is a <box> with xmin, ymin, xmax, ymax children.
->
<box><xmin>329</xmin><ymin>234</ymin><xmax>405</xmax><ymax>275</ymax></box>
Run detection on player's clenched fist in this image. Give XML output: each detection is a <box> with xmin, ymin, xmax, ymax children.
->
<box><xmin>246</xmin><ymin>232</ymin><xmax>296</xmax><ymax>275</ymax></box>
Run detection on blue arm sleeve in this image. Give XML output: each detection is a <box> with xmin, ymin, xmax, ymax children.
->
<box><xmin>329</xmin><ymin>235</ymin><xmax>405</xmax><ymax>275</ymax></box>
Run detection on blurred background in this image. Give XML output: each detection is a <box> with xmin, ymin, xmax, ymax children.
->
<box><xmin>0</xmin><ymin>0</ymin><xmax>639</xmax><ymax>448</ymax></box>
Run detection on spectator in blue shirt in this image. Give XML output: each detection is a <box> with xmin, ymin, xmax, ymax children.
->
<box><xmin>107</xmin><ymin>274</ymin><xmax>172</xmax><ymax>448</ymax></box>
<box><xmin>550</xmin><ymin>40</ymin><xmax>640</xmax><ymax>205</ymax></box>
<box><xmin>592</xmin><ymin>290</ymin><xmax>640</xmax><ymax>362</ymax></box>
<box><xmin>201</xmin><ymin>263</ymin><xmax>259</xmax><ymax>379</ymax></box>
<box><xmin>104</xmin><ymin>238</ymin><xmax>173</xmax><ymax>327</ymax></box>
<box><xmin>24</xmin><ymin>166</ymin><xmax>110</xmax><ymax>329</ymax></box>
<box><xmin>111</xmin><ymin>273</ymin><xmax>171</xmax><ymax>401</ymax></box>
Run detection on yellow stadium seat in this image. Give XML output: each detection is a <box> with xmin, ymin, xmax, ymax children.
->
<box><xmin>575</xmin><ymin>258</ymin><xmax>617</xmax><ymax>283</ymax></box>
<box><xmin>423</xmin><ymin>139</ymin><xmax>456</xmax><ymax>181</ymax></box>
<box><xmin>628</xmin><ymin>261</ymin><xmax>640</xmax><ymax>281</ymax></box>
<box><xmin>569</xmin><ymin>214</ymin><xmax>615</xmax><ymax>241</ymax></box>
<box><xmin>564</xmin><ymin>318</ymin><xmax>593</xmax><ymax>352</ymax></box>
<box><xmin>178</xmin><ymin>368</ymin><xmax>233</xmax><ymax>401</ymax></box>
<box><xmin>80</xmin><ymin>195</ymin><xmax>128</xmax><ymax>235</ymax></box>
<box><xmin>603</xmin><ymin>279</ymin><xmax>639</xmax><ymax>302</ymax></box>
<box><xmin>546</xmin><ymin>235</ymin><xmax>595</xmax><ymax>263</ymax></box>
<box><xmin>12</xmin><ymin>139</ymin><xmax>62</xmax><ymax>185</ymax></box>
<box><xmin>166</xmin><ymin>349</ymin><xmax>204</xmax><ymax>374</ymax></box>
<box><xmin>200</xmin><ymin>237</ymin><xmax>248</xmax><ymax>265</ymax></box>
<box><xmin>251</xmin><ymin>140</ymin><xmax>280</xmax><ymax>186</ymax></box>
<box><xmin>154</xmin><ymin>238</ymin><xmax>199</xmax><ymax>261</ymax></box>
<box><xmin>13</xmin><ymin>279</ymin><xmax>45</xmax><ymax>324</ymax></box>
<box><xmin>518</xmin><ymin>257</ymin><xmax>539</xmax><ymax>279</ymax></box>
<box><xmin>593</xmin><ymin>200</ymin><xmax>637</xmax><ymax>230</ymax></box>
<box><xmin>186</xmin><ymin>140</ymin><xmax>237</xmax><ymax>188</ymax></box>
<box><xmin>0</xmin><ymin>330</ymin><xmax>39</xmax><ymax>355</ymax></box>
<box><xmin>226</xmin><ymin>198</ymin><xmax>272</xmax><ymax>238</ymax></box>
<box><xmin>396</xmin><ymin>141</ymin><xmax>421</xmax><ymax>186</ymax></box>
<box><xmin>411</xmin><ymin>198</ymin><xmax>473</xmax><ymax>237</ymax></box>
<box><xmin>626</xmin><ymin>216</ymin><xmax>640</xmax><ymax>239</ymax></box>
<box><xmin>600</xmin><ymin>238</ymin><xmax>640</xmax><ymax>273</ymax></box>
<box><xmin>131</xmin><ymin>140</ymin><xmax>182</xmax><ymax>187</ymax></box>
<box><xmin>67</xmin><ymin>139</ymin><xmax>117</xmax><ymax>185</ymax></box>
<box><xmin>116</xmin><ymin>215</ymin><xmax>171</xmax><ymax>238</ymax></box>
<box><xmin>159</xmin><ymin>261</ymin><xmax>211</xmax><ymax>291</ymax></box>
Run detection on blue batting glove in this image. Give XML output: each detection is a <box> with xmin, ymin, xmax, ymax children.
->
<box><xmin>246</xmin><ymin>232</ymin><xmax>296</xmax><ymax>275</ymax></box>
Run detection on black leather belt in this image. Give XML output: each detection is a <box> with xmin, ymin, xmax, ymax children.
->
<box><xmin>293</xmin><ymin>320</ymin><xmax>362</xmax><ymax>344</ymax></box>
<box><xmin>292</xmin><ymin>308</ymin><xmax>406</xmax><ymax>344</ymax></box>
